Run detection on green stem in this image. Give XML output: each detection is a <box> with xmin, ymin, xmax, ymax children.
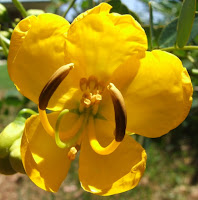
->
<box><xmin>0</xmin><ymin>34</ymin><xmax>10</xmax><ymax>46</ymax></box>
<box><xmin>18</xmin><ymin>108</ymin><xmax>37</xmax><ymax>118</ymax></box>
<box><xmin>12</xmin><ymin>0</ymin><xmax>27</xmax><ymax>18</ymax></box>
<box><xmin>0</xmin><ymin>31</ymin><xmax>9</xmax><ymax>57</ymax></box>
<box><xmin>149</xmin><ymin>2</ymin><xmax>154</xmax><ymax>50</ymax></box>
<box><xmin>62</xmin><ymin>0</ymin><xmax>77</xmax><ymax>18</ymax></box>
<box><xmin>161</xmin><ymin>45</ymin><xmax>198</xmax><ymax>52</ymax></box>
<box><xmin>192</xmin><ymin>69</ymin><xmax>198</xmax><ymax>75</ymax></box>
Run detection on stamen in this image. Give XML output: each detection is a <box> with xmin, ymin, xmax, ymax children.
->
<box><xmin>39</xmin><ymin>63</ymin><xmax>74</xmax><ymax>110</ymax></box>
<box><xmin>80</xmin><ymin>78</ymin><xmax>87</xmax><ymax>92</ymax></box>
<box><xmin>38</xmin><ymin>63</ymin><xmax>74</xmax><ymax>136</ymax></box>
<box><xmin>98</xmin><ymin>81</ymin><xmax>105</xmax><ymax>93</ymax></box>
<box><xmin>55</xmin><ymin>109</ymin><xmax>85</xmax><ymax>149</ymax></box>
<box><xmin>88</xmin><ymin>116</ymin><xmax>121</xmax><ymax>155</ymax></box>
<box><xmin>107</xmin><ymin>83</ymin><xmax>127</xmax><ymax>142</ymax></box>
<box><xmin>83</xmin><ymin>98</ymin><xmax>91</xmax><ymax>107</ymax></box>
<box><xmin>38</xmin><ymin>107</ymin><xmax>54</xmax><ymax>136</ymax></box>
<box><xmin>95</xmin><ymin>93</ymin><xmax>102</xmax><ymax>101</ymax></box>
<box><xmin>87</xmin><ymin>76</ymin><xmax>98</xmax><ymax>92</ymax></box>
<box><xmin>68</xmin><ymin>147</ymin><xmax>78</xmax><ymax>160</ymax></box>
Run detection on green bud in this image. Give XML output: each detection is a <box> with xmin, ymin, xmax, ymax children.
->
<box><xmin>27</xmin><ymin>9</ymin><xmax>45</xmax><ymax>16</ymax></box>
<box><xmin>9</xmin><ymin>138</ymin><xmax>25</xmax><ymax>174</ymax></box>
<box><xmin>0</xmin><ymin>117</ymin><xmax>26</xmax><ymax>158</ymax></box>
<box><xmin>0</xmin><ymin>156</ymin><xmax>16</xmax><ymax>175</ymax></box>
<box><xmin>0</xmin><ymin>30</ymin><xmax>11</xmax><ymax>39</ymax></box>
<box><xmin>0</xmin><ymin>4</ymin><xmax>9</xmax><ymax>23</ymax></box>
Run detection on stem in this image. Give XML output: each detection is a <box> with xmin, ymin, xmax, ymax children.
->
<box><xmin>18</xmin><ymin>108</ymin><xmax>37</xmax><ymax>118</ymax></box>
<box><xmin>12</xmin><ymin>0</ymin><xmax>27</xmax><ymax>18</ymax></box>
<box><xmin>192</xmin><ymin>69</ymin><xmax>198</xmax><ymax>75</ymax></box>
<box><xmin>149</xmin><ymin>2</ymin><xmax>154</xmax><ymax>50</ymax></box>
<box><xmin>160</xmin><ymin>45</ymin><xmax>198</xmax><ymax>52</ymax></box>
<box><xmin>0</xmin><ymin>34</ymin><xmax>10</xmax><ymax>46</ymax></box>
<box><xmin>62</xmin><ymin>0</ymin><xmax>77</xmax><ymax>18</ymax></box>
<box><xmin>0</xmin><ymin>30</ymin><xmax>9</xmax><ymax>57</ymax></box>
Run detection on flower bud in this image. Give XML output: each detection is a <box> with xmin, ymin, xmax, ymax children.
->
<box><xmin>9</xmin><ymin>138</ymin><xmax>25</xmax><ymax>174</ymax></box>
<box><xmin>0</xmin><ymin>4</ymin><xmax>9</xmax><ymax>23</ymax></box>
<box><xmin>0</xmin><ymin>117</ymin><xmax>25</xmax><ymax>158</ymax></box>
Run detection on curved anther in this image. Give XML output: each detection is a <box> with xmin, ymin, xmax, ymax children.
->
<box><xmin>39</xmin><ymin>63</ymin><xmax>74</xmax><ymax>110</ymax></box>
<box><xmin>107</xmin><ymin>83</ymin><xmax>127</xmax><ymax>142</ymax></box>
<box><xmin>38</xmin><ymin>63</ymin><xmax>74</xmax><ymax>136</ymax></box>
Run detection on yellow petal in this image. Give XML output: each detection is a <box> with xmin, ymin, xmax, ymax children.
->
<box><xmin>21</xmin><ymin>111</ymin><xmax>81</xmax><ymax>192</ymax></box>
<box><xmin>124</xmin><ymin>50</ymin><xmax>193</xmax><ymax>137</ymax></box>
<box><xmin>72</xmin><ymin>2</ymin><xmax>112</xmax><ymax>24</ymax></box>
<box><xmin>98</xmin><ymin>53</ymin><xmax>142</xmax><ymax>122</ymax></box>
<box><xmin>79</xmin><ymin>119</ymin><xmax>146</xmax><ymax>196</ymax></box>
<box><xmin>8</xmin><ymin>14</ymin><xmax>79</xmax><ymax>111</ymax></box>
<box><xmin>65</xmin><ymin>3</ymin><xmax>147</xmax><ymax>81</ymax></box>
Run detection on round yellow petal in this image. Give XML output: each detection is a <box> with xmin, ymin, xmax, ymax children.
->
<box><xmin>98</xmin><ymin>53</ymin><xmax>142</xmax><ymax>122</ymax></box>
<box><xmin>124</xmin><ymin>50</ymin><xmax>193</xmax><ymax>137</ymax></box>
<box><xmin>8</xmin><ymin>14</ymin><xmax>80</xmax><ymax>111</ymax></box>
<box><xmin>72</xmin><ymin>2</ymin><xmax>112</xmax><ymax>24</ymax></box>
<box><xmin>21</xmin><ymin>111</ymin><xmax>81</xmax><ymax>192</ymax></box>
<box><xmin>79</xmin><ymin>119</ymin><xmax>146</xmax><ymax>196</ymax></box>
<box><xmin>65</xmin><ymin>4</ymin><xmax>147</xmax><ymax>81</ymax></box>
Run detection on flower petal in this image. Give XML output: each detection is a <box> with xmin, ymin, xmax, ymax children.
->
<box><xmin>124</xmin><ymin>50</ymin><xmax>193</xmax><ymax>137</ymax></box>
<box><xmin>65</xmin><ymin>3</ymin><xmax>147</xmax><ymax>81</ymax></box>
<box><xmin>21</xmin><ymin>111</ymin><xmax>81</xmax><ymax>192</ymax></box>
<box><xmin>8</xmin><ymin>14</ymin><xmax>79</xmax><ymax>111</ymax></box>
<box><xmin>98</xmin><ymin>53</ymin><xmax>142</xmax><ymax>123</ymax></box>
<box><xmin>79</xmin><ymin>119</ymin><xmax>146</xmax><ymax>196</ymax></box>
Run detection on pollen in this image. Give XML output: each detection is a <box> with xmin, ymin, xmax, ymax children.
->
<box><xmin>79</xmin><ymin>76</ymin><xmax>103</xmax><ymax>115</ymax></box>
<box><xmin>68</xmin><ymin>147</ymin><xmax>78</xmax><ymax>161</ymax></box>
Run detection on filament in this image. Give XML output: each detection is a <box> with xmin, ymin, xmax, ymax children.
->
<box><xmin>88</xmin><ymin>116</ymin><xmax>120</xmax><ymax>155</ymax></box>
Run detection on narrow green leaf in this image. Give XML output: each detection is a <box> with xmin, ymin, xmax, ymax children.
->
<box><xmin>158</xmin><ymin>18</ymin><xmax>178</xmax><ymax>48</ymax></box>
<box><xmin>176</xmin><ymin>0</ymin><xmax>196</xmax><ymax>48</ymax></box>
<box><xmin>159</xmin><ymin>14</ymin><xmax>198</xmax><ymax>48</ymax></box>
<box><xmin>0</xmin><ymin>29</ymin><xmax>9</xmax><ymax>57</ymax></box>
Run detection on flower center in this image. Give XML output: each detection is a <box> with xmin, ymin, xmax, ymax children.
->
<box><xmin>79</xmin><ymin>76</ymin><xmax>104</xmax><ymax>115</ymax></box>
<box><xmin>38</xmin><ymin>64</ymin><xmax>127</xmax><ymax>158</ymax></box>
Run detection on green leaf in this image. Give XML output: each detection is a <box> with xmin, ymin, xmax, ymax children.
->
<box><xmin>158</xmin><ymin>18</ymin><xmax>178</xmax><ymax>48</ymax></box>
<box><xmin>176</xmin><ymin>0</ymin><xmax>196</xmax><ymax>48</ymax></box>
<box><xmin>159</xmin><ymin>14</ymin><xmax>198</xmax><ymax>48</ymax></box>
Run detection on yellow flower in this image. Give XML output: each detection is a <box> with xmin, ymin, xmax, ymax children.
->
<box><xmin>7</xmin><ymin>3</ymin><xmax>192</xmax><ymax>196</ymax></box>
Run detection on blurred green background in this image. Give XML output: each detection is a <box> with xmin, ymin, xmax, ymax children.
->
<box><xmin>1</xmin><ymin>0</ymin><xmax>198</xmax><ymax>199</ymax></box>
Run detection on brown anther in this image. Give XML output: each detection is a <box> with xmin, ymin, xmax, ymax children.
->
<box><xmin>87</xmin><ymin>75</ymin><xmax>98</xmax><ymax>92</ymax></box>
<box><xmin>107</xmin><ymin>83</ymin><xmax>127</xmax><ymax>142</ymax></box>
<box><xmin>98</xmin><ymin>81</ymin><xmax>106</xmax><ymax>93</ymax></box>
<box><xmin>80</xmin><ymin>78</ymin><xmax>87</xmax><ymax>92</ymax></box>
<box><xmin>39</xmin><ymin>63</ymin><xmax>74</xmax><ymax>110</ymax></box>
